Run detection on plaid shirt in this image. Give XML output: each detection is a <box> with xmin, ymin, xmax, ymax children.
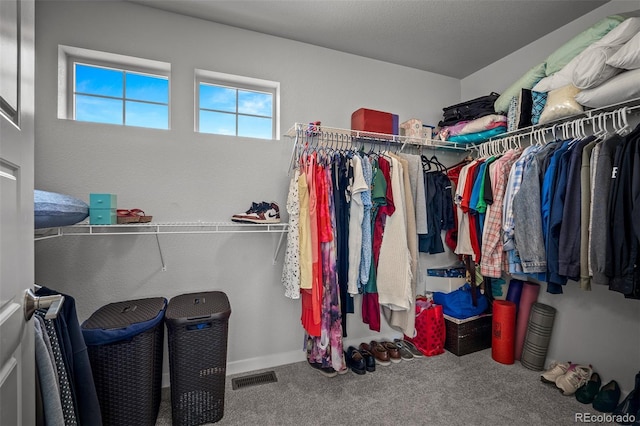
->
<box><xmin>480</xmin><ymin>149</ymin><xmax>521</xmax><ymax>277</ymax></box>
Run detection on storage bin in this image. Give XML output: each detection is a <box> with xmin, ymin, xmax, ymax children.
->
<box><xmin>81</xmin><ymin>297</ymin><xmax>167</xmax><ymax>426</ymax></box>
<box><xmin>425</xmin><ymin>277</ymin><xmax>466</xmax><ymax>294</ymax></box>
<box><xmin>444</xmin><ymin>313</ymin><xmax>492</xmax><ymax>356</ymax></box>
<box><xmin>351</xmin><ymin>108</ymin><xmax>398</xmax><ymax>135</ymax></box>
<box><xmin>166</xmin><ymin>291</ymin><xmax>232</xmax><ymax>425</ymax></box>
<box><xmin>400</xmin><ymin>118</ymin><xmax>423</xmax><ymax>138</ymax></box>
<box><xmin>89</xmin><ymin>193</ymin><xmax>117</xmax><ymax>209</ymax></box>
<box><xmin>89</xmin><ymin>208</ymin><xmax>117</xmax><ymax>225</ymax></box>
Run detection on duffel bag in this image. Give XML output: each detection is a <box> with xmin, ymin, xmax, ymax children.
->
<box><xmin>439</xmin><ymin>92</ymin><xmax>500</xmax><ymax>127</ymax></box>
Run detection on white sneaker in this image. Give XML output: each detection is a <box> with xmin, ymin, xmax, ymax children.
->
<box><xmin>231</xmin><ymin>201</ymin><xmax>280</xmax><ymax>224</ymax></box>
<box><xmin>541</xmin><ymin>361</ymin><xmax>571</xmax><ymax>384</ymax></box>
<box><xmin>555</xmin><ymin>364</ymin><xmax>593</xmax><ymax>396</ymax></box>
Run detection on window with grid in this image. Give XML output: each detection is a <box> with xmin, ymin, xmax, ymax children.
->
<box><xmin>59</xmin><ymin>45</ymin><xmax>171</xmax><ymax>130</ymax></box>
<box><xmin>73</xmin><ymin>63</ymin><xmax>169</xmax><ymax>129</ymax></box>
<box><xmin>196</xmin><ymin>71</ymin><xmax>278</xmax><ymax>140</ymax></box>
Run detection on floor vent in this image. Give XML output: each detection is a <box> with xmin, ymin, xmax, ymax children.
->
<box><xmin>231</xmin><ymin>371</ymin><xmax>277</xmax><ymax>390</ymax></box>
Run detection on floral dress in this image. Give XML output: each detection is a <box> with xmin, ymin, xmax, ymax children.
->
<box><xmin>281</xmin><ymin>169</ymin><xmax>301</xmax><ymax>299</ymax></box>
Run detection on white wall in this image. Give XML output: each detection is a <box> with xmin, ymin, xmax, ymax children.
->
<box><xmin>462</xmin><ymin>0</ymin><xmax>640</xmax><ymax>395</ymax></box>
<box><xmin>33</xmin><ymin>0</ymin><xmax>462</xmax><ymax>381</ymax></box>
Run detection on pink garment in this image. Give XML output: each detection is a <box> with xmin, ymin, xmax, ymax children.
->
<box><xmin>441</xmin><ymin>114</ymin><xmax>508</xmax><ymax>138</ymax></box>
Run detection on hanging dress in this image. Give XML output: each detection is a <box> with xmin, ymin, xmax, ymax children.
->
<box><xmin>282</xmin><ymin>169</ymin><xmax>301</xmax><ymax>299</ymax></box>
<box><xmin>300</xmin><ymin>154</ymin><xmax>321</xmax><ymax>337</ymax></box>
<box><xmin>307</xmin><ymin>160</ymin><xmax>345</xmax><ymax>372</ymax></box>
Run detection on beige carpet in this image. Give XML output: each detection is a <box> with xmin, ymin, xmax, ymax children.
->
<box><xmin>155</xmin><ymin>348</ymin><xmax>616</xmax><ymax>425</ymax></box>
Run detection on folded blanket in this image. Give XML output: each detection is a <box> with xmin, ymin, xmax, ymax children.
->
<box><xmin>439</xmin><ymin>114</ymin><xmax>507</xmax><ymax>140</ymax></box>
<box><xmin>447</xmin><ymin>126</ymin><xmax>507</xmax><ymax>144</ymax></box>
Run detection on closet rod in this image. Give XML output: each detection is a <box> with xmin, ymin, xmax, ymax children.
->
<box><xmin>473</xmin><ymin>101</ymin><xmax>640</xmax><ymax>158</ymax></box>
<box><xmin>285</xmin><ymin>123</ymin><xmax>470</xmax><ymax>151</ymax></box>
<box><xmin>476</xmin><ymin>97</ymin><xmax>640</xmax><ymax>148</ymax></box>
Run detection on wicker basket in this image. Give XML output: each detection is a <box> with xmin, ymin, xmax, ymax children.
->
<box><xmin>444</xmin><ymin>313</ymin><xmax>493</xmax><ymax>356</ymax></box>
<box><xmin>166</xmin><ymin>291</ymin><xmax>231</xmax><ymax>426</ymax></box>
<box><xmin>82</xmin><ymin>297</ymin><xmax>167</xmax><ymax>426</ymax></box>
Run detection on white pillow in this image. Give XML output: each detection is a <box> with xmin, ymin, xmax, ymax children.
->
<box><xmin>575</xmin><ymin>68</ymin><xmax>640</xmax><ymax>108</ymax></box>
<box><xmin>572</xmin><ymin>45</ymin><xmax>624</xmax><ymax>89</ymax></box>
<box><xmin>533</xmin><ymin>59</ymin><xmax>578</xmax><ymax>92</ymax></box>
<box><xmin>535</xmin><ymin>18</ymin><xmax>640</xmax><ymax>92</ymax></box>
<box><xmin>593</xmin><ymin>17</ymin><xmax>640</xmax><ymax>46</ymax></box>
<box><xmin>607</xmin><ymin>31</ymin><xmax>640</xmax><ymax>70</ymax></box>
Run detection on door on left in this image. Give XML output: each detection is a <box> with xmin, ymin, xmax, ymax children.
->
<box><xmin>0</xmin><ymin>0</ymin><xmax>36</xmax><ymax>424</ymax></box>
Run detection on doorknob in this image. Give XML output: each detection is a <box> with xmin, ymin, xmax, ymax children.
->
<box><xmin>24</xmin><ymin>289</ymin><xmax>65</xmax><ymax>321</ymax></box>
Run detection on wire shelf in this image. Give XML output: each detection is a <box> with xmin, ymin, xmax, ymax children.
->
<box><xmin>285</xmin><ymin>122</ymin><xmax>470</xmax><ymax>151</ymax></box>
<box><xmin>48</xmin><ymin>221</ymin><xmax>289</xmax><ymax>236</ymax></box>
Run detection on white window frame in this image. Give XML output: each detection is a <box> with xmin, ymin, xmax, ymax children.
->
<box><xmin>58</xmin><ymin>45</ymin><xmax>171</xmax><ymax>129</ymax></box>
<box><xmin>195</xmin><ymin>69</ymin><xmax>280</xmax><ymax>140</ymax></box>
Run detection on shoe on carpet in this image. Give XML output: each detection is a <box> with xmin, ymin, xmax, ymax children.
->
<box><xmin>344</xmin><ymin>346</ymin><xmax>366</xmax><ymax>375</ymax></box>
<box><xmin>556</xmin><ymin>364</ymin><xmax>592</xmax><ymax>396</ymax></box>
<box><xmin>358</xmin><ymin>347</ymin><xmax>376</xmax><ymax>372</ymax></box>
<box><xmin>391</xmin><ymin>340</ymin><xmax>414</xmax><ymax>361</ymax></box>
<box><xmin>593</xmin><ymin>380</ymin><xmax>621</xmax><ymax>413</ymax></box>
<box><xmin>612</xmin><ymin>372</ymin><xmax>640</xmax><ymax>423</ymax></box>
<box><xmin>395</xmin><ymin>338</ymin><xmax>424</xmax><ymax>358</ymax></box>
<box><xmin>307</xmin><ymin>359</ymin><xmax>337</xmax><ymax>378</ymax></box>
<box><xmin>231</xmin><ymin>201</ymin><xmax>280</xmax><ymax>224</ymax></box>
<box><xmin>541</xmin><ymin>361</ymin><xmax>571</xmax><ymax>384</ymax></box>
<box><xmin>575</xmin><ymin>372</ymin><xmax>601</xmax><ymax>404</ymax></box>
<box><xmin>380</xmin><ymin>341</ymin><xmax>402</xmax><ymax>363</ymax></box>
<box><xmin>360</xmin><ymin>342</ymin><xmax>390</xmax><ymax>366</ymax></box>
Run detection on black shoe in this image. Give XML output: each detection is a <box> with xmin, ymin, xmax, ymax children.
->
<box><xmin>612</xmin><ymin>371</ymin><xmax>640</xmax><ymax>425</ymax></box>
<box><xmin>307</xmin><ymin>359</ymin><xmax>337</xmax><ymax>378</ymax></box>
<box><xmin>358</xmin><ymin>348</ymin><xmax>376</xmax><ymax>372</ymax></box>
<box><xmin>593</xmin><ymin>380</ymin><xmax>621</xmax><ymax>413</ymax></box>
<box><xmin>345</xmin><ymin>346</ymin><xmax>366</xmax><ymax>375</ymax></box>
<box><xmin>576</xmin><ymin>372</ymin><xmax>601</xmax><ymax>404</ymax></box>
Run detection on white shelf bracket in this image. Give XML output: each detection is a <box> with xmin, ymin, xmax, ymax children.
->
<box><xmin>155</xmin><ymin>233</ymin><xmax>167</xmax><ymax>271</ymax></box>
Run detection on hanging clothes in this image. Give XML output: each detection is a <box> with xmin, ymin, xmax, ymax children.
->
<box><xmin>579</xmin><ymin>139</ymin><xmax>599</xmax><ymax>290</ymax></box>
<box><xmin>34</xmin><ymin>315</ymin><xmax>65</xmax><ymax>426</ymax></box>
<box><xmin>282</xmin><ymin>169</ymin><xmax>301</xmax><ymax>299</ymax></box>
<box><xmin>377</xmin><ymin>156</ymin><xmax>413</xmax><ymax>331</ymax></box>
<box><xmin>420</xmin><ymin>159</ymin><xmax>454</xmax><ymax>255</ymax></box>
<box><xmin>606</xmin><ymin>124</ymin><xmax>640</xmax><ymax>298</ymax></box>
<box><xmin>382</xmin><ymin>153</ymin><xmax>418</xmax><ymax>337</ymax></box>
<box><xmin>35</xmin><ymin>287</ymin><xmax>102</xmax><ymax>426</ymax></box>
<box><xmin>591</xmin><ymin>134</ymin><xmax>625</xmax><ymax>285</ymax></box>
<box><xmin>512</xmin><ymin>142</ymin><xmax>557</xmax><ymax>276</ymax></box>
<box><xmin>300</xmin><ymin>153</ymin><xmax>322</xmax><ymax>337</ymax></box>
<box><xmin>359</xmin><ymin>154</ymin><xmax>373</xmax><ymax>290</ymax></box>
<box><xmin>479</xmin><ymin>148</ymin><xmax>520</xmax><ymax>277</ymax></box>
<box><xmin>307</xmin><ymin>163</ymin><xmax>346</xmax><ymax>371</ymax></box>
<box><xmin>331</xmin><ymin>153</ymin><xmax>353</xmax><ymax>336</ymax></box>
<box><xmin>362</xmin><ymin>156</ymin><xmax>390</xmax><ymax>332</ymax></box>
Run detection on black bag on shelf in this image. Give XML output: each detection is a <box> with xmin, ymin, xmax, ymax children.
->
<box><xmin>439</xmin><ymin>92</ymin><xmax>500</xmax><ymax>127</ymax></box>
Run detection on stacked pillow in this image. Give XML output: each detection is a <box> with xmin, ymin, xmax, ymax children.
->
<box><xmin>504</xmin><ymin>15</ymin><xmax>640</xmax><ymax>128</ymax></box>
<box><xmin>577</xmin><ymin>28</ymin><xmax>640</xmax><ymax>108</ymax></box>
<box><xmin>496</xmin><ymin>15</ymin><xmax>637</xmax><ymax>130</ymax></box>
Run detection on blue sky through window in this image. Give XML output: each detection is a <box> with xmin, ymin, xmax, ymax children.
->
<box><xmin>199</xmin><ymin>82</ymin><xmax>273</xmax><ymax>139</ymax></box>
<box><xmin>74</xmin><ymin>63</ymin><xmax>169</xmax><ymax>129</ymax></box>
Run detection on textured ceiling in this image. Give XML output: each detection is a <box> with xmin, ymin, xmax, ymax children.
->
<box><xmin>129</xmin><ymin>0</ymin><xmax>611</xmax><ymax>79</ymax></box>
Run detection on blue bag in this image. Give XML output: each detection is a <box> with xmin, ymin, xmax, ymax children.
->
<box><xmin>432</xmin><ymin>283</ymin><xmax>488</xmax><ymax>319</ymax></box>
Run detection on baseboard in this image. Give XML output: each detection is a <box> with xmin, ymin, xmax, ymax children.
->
<box><xmin>161</xmin><ymin>348</ymin><xmax>307</xmax><ymax>387</ymax></box>
<box><xmin>161</xmin><ymin>333</ymin><xmax>398</xmax><ymax>388</ymax></box>
<box><xmin>226</xmin><ymin>349</ymin><xmax>308</xmax><ymax>376</ymax></box>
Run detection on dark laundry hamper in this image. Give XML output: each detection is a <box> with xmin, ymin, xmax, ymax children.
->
<box><xmin>81</xmin><ymin>297</ymin><xmax>167</xmax><ymax>426</ymax></box>
<box><xmin>166</xmin><ymin>291</ymin><xmax>232</xmax><ymax>425</ymax></box>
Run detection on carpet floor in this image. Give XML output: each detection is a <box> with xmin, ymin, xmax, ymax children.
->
<box><xmin>155</xmin><ymin>348</ymin><xmax>616</xmax><ymax>425</ymax></box>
